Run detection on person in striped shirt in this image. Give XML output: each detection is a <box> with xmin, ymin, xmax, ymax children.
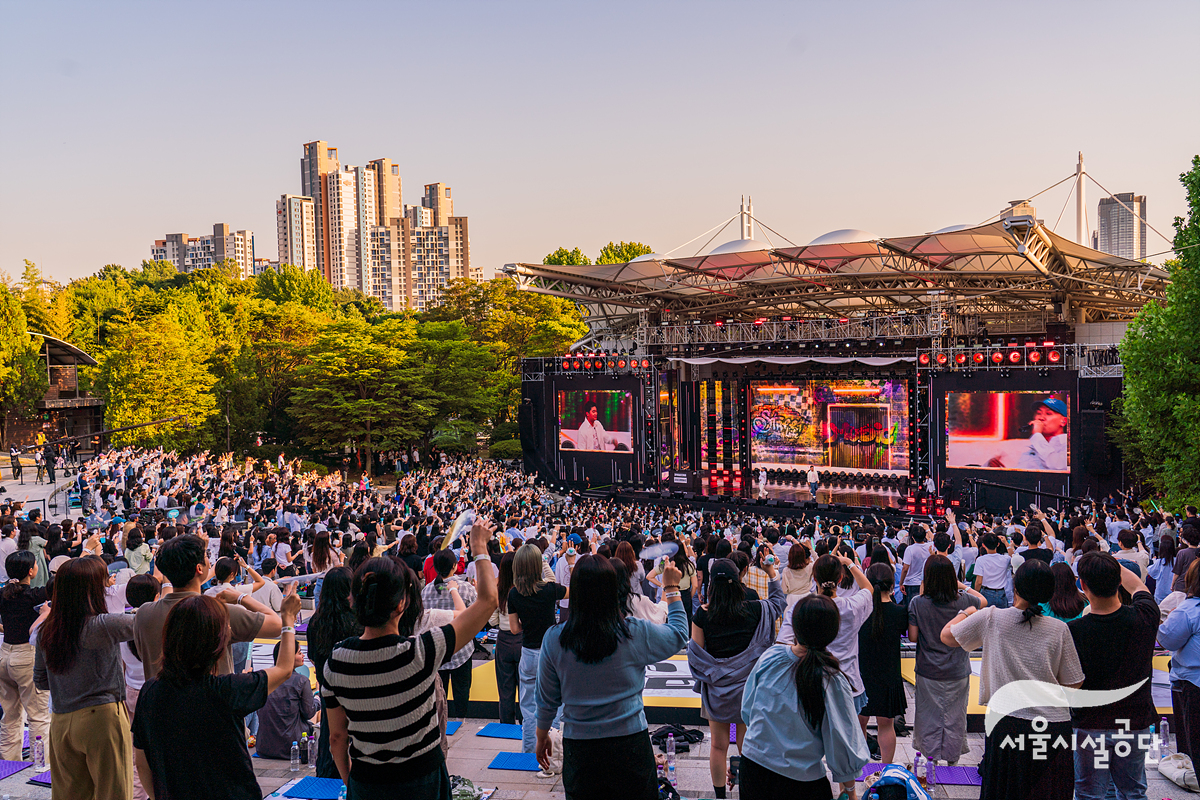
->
<box><xmin>323</xmin><ymin>519</ymin><xmax>498</xmax><ymax>799</ymax></box>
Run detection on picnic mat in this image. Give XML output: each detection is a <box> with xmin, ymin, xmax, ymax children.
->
<box><xmin>0</xmin><ymin>761</ymin><xmax>32</xmax><ymax>780</ymax></box>
<box><xmin>281</xmin><ymin>775</ymin><xmax>344</xmax><ymax>799</ymax></box>
<box><xmin>487</xmin><ymin>752</ymin><xmax>541</xmax><ymax>771</ymax></box>
<box><xmin>476</xmin><ymin>722</ymin><xmax>522</xmax><ymax>739</ymax></box>
<box><xmin>295</xmin><ymin>621</ymin><xmax>309</xmax><ymax>634</ymax></box>
<box><xmin>445</xmin><ymin>721</ymin><xmax>462</xmax><ymax>735</ymax></box>
<box><xmin>28</xmin><ymin>769</ymin><xmax>51</xmax><ymax>786</ymax></box>
<box><xmin>857</xmin><ymin>763</ymin><xmax>981</xmax><ymax>786</ymax></box>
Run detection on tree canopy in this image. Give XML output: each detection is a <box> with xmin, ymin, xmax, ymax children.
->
<box><xmin>1118</xmin><ymin>154</ymin><xmax>1200</xmax><ymax>507</ymax></box>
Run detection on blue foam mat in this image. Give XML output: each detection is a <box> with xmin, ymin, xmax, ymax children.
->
<box><xmin>475</xmin><ymin>722</ymin><xmax>523</xmax><ymax>739</ymax></box>
<box><xmin>282</xmin><ymin>776</ymin><xmax>345</xmax><ymax>799</ymax></box>
<box><xmin>488</xmin><ymin>751</ymin><xmax>541</xmax><ymax>771</ymax></box>
<box><xmin>446</xmin><ymin>721</ymin><xmax>462</xmax><ymax>735</ymax></box>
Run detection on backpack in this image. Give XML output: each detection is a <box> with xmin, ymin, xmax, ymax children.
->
<box><xmin>867</xmin><ymin>764</ymin><xmax>933</xmax><ymax>800</ymax></box>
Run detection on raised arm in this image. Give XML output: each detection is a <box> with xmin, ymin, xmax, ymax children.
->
<box><xmin>450</xmin><ymin>519</ymin><xmax>499</xmax><ymax>654</ymax></box>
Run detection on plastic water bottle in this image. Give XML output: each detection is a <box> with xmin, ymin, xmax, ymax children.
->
<box><xmin>337</xmin><ymin>784</ymin><xmax>347</xmax><ymax>800</ymax></box>
<box><xmin>913</xmin><ymin>751</ymin><xmax>926</xmax><ymax>787</ymax></box>
<box><xmin>300</xmin><ymin>732</ymin><xmax>309</xmax><ymax>764</ymax></box>
<box><xmin>666</xmin><ymin>733</ymin><xmax>677</xmax><ymax>787</ymax></box>
<box><xmin>290</xmin><ymin>741</ymin><xmax>300</xmax><ymax>772</ymax></box>
<box><xmin>308</xmin><ymin>727</ymin><xmax>319</xmax><ymax>768</ymax></box>
<box><xmin>1161</xmin><ymin>716</ymin><xmax>1172</xmax><ymax>755</ymax></box>
<box><xmin>32</xmin><ymin>735</ymin><xmax>44</xmax><ymax>770</ymax></box>
<box><xmin>1146</xmin><ymin>723</ymin><xmax>1161</xmax><ymax>768</ymax></box>
<box><xmin>925</xmin><ymin>753</ymin><xmax>937</xmax><ymax>786</ymax></box>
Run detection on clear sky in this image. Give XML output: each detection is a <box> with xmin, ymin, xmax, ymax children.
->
<box><xmin>3</xmin><ymin>0</ymin><xmax>1197</xmax><ymax>284</ymax></box>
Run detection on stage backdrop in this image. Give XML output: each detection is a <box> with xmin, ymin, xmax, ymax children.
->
<box><xmin>748</xmin><ymin>379</ymin><xmax>910</xmax><ymax>475</ymax></box>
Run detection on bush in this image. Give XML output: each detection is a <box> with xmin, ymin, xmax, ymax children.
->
<box><xmin>488</xmin><ymin>421</ymin><xmax>520</xmax><ymax>445</ymax></box>
<box><xmin>297</xmin><ymin>460</ymin><xmax>330</xmax><ymax>476</ymax></box>
<box><xmin>489</xmin><ymin>439</ymin><xmax>524</xmax><ymax>459</ymax></box>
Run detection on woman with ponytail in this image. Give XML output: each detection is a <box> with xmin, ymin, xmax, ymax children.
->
<box><xmin>322</xmin><ymin>519</ymin><xmax>498</xmax><ymax>800</ymax></box>
<box><xmin>780</xmin><ymin>552</ymin><xmax>873</xmax><ymax>718</ymax></box>
<box><xmin>740</xmin><ymin>594</ymin><xmax>869</xmax><ymax>799</ymax></box>
<box><xmin>941</xmin><ymin>558</ymin><xmax>1083</xmax><ymax>800</ymax></box>
<box><xmin>420</xmin><ymin>548</ymin><xmax>477</xmax><ymax>719</ymax></box>
<box><xmin>855</xmin><ymin>562</ymin><xmax>907</xmax><ymax>765</ymax></box>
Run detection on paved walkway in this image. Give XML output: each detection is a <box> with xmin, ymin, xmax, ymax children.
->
<box><xmin>1</xmin><ymin>464</ymin><xmax>78</xmax><ymax>522</ymax></box>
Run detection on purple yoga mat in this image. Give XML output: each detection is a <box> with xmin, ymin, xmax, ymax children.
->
<box><xmin>729</xmin><ymin>724</ymin><xmax>736</xmax><ymax>744</ymax></box>
<box><xmin>0</xmin><ymin>761</ymin><xmax>32</xmax><ymax>780</ymax></box>
<box><xmin>296</xmin><ymin>621</ymin><xmax>309</xmax><ymax>634</ymax></box>
<box><xmin>29</xmin><ymin>769</ymin><xmax>51</xmax><ymax>786</ymax></box>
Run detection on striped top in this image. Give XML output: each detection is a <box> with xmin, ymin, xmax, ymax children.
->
<box><xmin>321</xmin><ymin>625</ymin><xmax>454</xmax><ymax>782</ymax></box>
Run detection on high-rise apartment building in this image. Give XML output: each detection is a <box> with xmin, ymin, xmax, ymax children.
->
<box><xmin>368</xmin><ymin>159</ymin><xmax>402</xmax><ymax>230</ymax></box>
<box><xmin>151</xmin><ymin>224</ymin><xmax>255</xmax><ymax>278</ymax></box>
<box><xmin>392</xmin><ymin>183</ymin><xmax>476</xmax><ymax>311</ymax></box>
<box><xmin>324</xmin><ymin>166</ymin><xmax>377</xmax><ymax>293</ymax></box>
<box><xmin>1094</xmin><ymin>193</ymin><xmax>1148</xmax><ymax>260</ymax></box>
<box><xmin>301</xmin><ymin>141</ymin><xmax>340</xmax><ymax>280</ymax></box>
<box><xmin>276</xmin><ymin>194</ymin><xmax>317</xmax><ymax>270</ymax></box>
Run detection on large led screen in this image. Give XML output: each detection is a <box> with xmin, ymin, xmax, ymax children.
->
<box><xmin>946</xmin><ymin>391</ymin><xmax>1070</xmax><ymax>472</ymax></box>
<box><xmin>557</xmin><ymin>390</ymin><xmax>634</xmax><ymax>452</ymax></box>
<box><xmin>749</xmin><ymin>380</ymin><xmax>909</xmax><ymax>473</ymax></box>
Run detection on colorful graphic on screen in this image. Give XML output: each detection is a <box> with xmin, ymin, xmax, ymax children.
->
<box><xmin>749</xmin><ymin>380</ymin><xmax>909</xmax><ymax>474</ymax></box>
<box><xmin>558</xmin><ymin>390</ymin><xmax>634</xmax><ymax>452</ymax></box>
<box><xmin>946</xmin><ymin>391</ymin><xmax>1071</xmax><ymax>473</ymax></box>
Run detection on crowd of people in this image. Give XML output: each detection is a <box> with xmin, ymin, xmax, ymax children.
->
<box><xmin>0</xmin><ymin>446</ymin><xmax>1197</xmax><ymax>800</ymax></box>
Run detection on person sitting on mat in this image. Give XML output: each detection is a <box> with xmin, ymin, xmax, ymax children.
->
<box><xmin>252</xmin><ymin>638</ymin><xmax>319</xmax><ymax>760</ymax></box>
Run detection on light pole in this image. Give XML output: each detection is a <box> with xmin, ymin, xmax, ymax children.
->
<box><xmin>225</xmin><ymin>389</ymin><xmax>232</xmax><ymax>454</ymax></box>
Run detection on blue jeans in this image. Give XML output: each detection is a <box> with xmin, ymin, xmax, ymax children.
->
<box><xmin>981</xmin><ymin>587</ymin><xmax>1009</xmax><ymax>610</ymax></box>
<box><xmin>519</xmin><ymin>646</ymin><xmax>562</xmax><ymax>754</ymax></box>
<box><xmin>809</xmin><ymin>482</ymin><xmax>818</xmax><ymax>497</ymax></box>
<box><xmin>1073</xmin><ymin>727</ymin><xmax>1150</xmax><ymax>800</ymax></box>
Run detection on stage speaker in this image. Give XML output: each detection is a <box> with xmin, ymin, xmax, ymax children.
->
<box><xmin>1080</xmin><ymin>410</ymin><xmax>1112</xmax><ymax>476</ymax></box>
<box><xmin>707</xmin><ymin>495</ymin><xmax>720</xmax><ymax>503</ymax></box>
<box><xmin>660</xmin><ymin>490</ymin><xmax>670</xmax><ymax>499</ymax></box>
<box><xmin>683</xmin><ymin>492</ymin><xmax>695</xmax><ymax>500</ymax></box>
<box><xmin>817</xmin><ymin>503</ymin><xmax>830</xmax><ymax>511</ymax></box>
<box><xmin>766</xmin><ymin>499</ymin><xmax>779</xmax><ymax>507</ymax></box>
<box><xmin>780</xmin><ymin>501</ymin><xmax>794</xmax><ymax>509</ymax></box>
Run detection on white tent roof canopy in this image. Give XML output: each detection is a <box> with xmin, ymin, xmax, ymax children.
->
<box><xmin>504</xmin><ymin>217</ymin><xmax>1168</xmax><ymax>325</ymax></box>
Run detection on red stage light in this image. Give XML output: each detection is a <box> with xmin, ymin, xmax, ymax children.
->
<box><xmin>1028</xmin><ymin>350</ymin><xmax>1043</xmax><ymax>364</ymax></box>
<box><xmin>714</xmin><ymin>320</ymin><xmax>723</xmax><ymax>326</ymax></box>
<box><xmin>1008</xmin><ymin>350</ymin><xmax>1023</xmax><ymax>363</ymax></box>
<box><xmin>973</xmin><ymin>352</ymin><xmax>986</xmax><ymax>364</ymax></box>
<box><xmin>561</xmin><ymin>360</ymin><xmax>571</xmax><ymax>370</ymax></box>
<box><xmin>935</xmin><ymin>353</ymin><xmax>948</xmax><ymax>365</ymax></box>
<box><xmin>918</xmin><ymin>353</ymin><xmax>931</xmax><ymax>365</ymax></box>
<box><xmin>954</xmin><ymin>353</ymin><xmax>967</xmax><ymax>365</ymax></box>
<box><xmin>1043</xmin><ymin>340</ymin><xmax>1056</xmax><ymax>347</ymax></box>
<box><xmin>640</xmin><ymin>359</ymin><xmax>651</xmax><ymax>369</ymax></box>
<box><xmin>1047</xmin><ymin>349</ymin><xmax>1062</xmax><ymax>364</ymax></box>
<box><xmin>583</xmin><ymin>360</ymin><xmax>593</xmax><ymax>370</ymax></box>
<box><xmin>606</xmin><ymin>360</ymin><xmax>616</xmax><ymax>369</ymax></box>
<box><xmin>991</xmin><ymin>352</ymin><xmax>1004</xmax><ymax>364</ymax></box>
<box><xmin>617</xmin><ymin>359</ymin><xmax>627</xmax><ymax>368</ymax></box>
<box><xmin>572</xmin><ymin>360</ymin><xmax>582</xmax><ymax>370</ymax></box>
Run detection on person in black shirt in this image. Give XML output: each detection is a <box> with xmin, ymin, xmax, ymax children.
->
<box><xmin>508</xmin><ymin>544</ymin><xmax>567</xmax><ymax>754</ymax></box>
<box><xmin>134</xmin><ymin>590</ymin><xmax>302</xmax><ymax>800</ymax></box>
<box><xmin>0</xmin><ymin>551</ymin><xmax>50</xmax><ymax>760</ymax></box>
<box><xmin>1068</xmin><ymin>552</ymin><xmax>1159</xmax><ymax>800</ymax></box>
<box><xmin>305</xmin><ymin>566</ymin><xmax>362</xmax><ymax>778</ymax></box>
<box><xmin>857</xmin><ymin>562</ymin><xmax>909</xmax><ymax>765</ymax></box>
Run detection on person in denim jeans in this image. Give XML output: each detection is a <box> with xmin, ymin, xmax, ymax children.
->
<box><xmin>1068</xmin><ymin>554</ymin><xmax>1160</xmax><ymax>800</ymax></box>
<box><xmin>973</xmin><ymin>533</ymin><xmax>1018</xmax><ymax>610</ymax></box>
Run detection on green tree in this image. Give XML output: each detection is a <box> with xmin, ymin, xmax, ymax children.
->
<box><xmin>254</xmin><ymin>264</ymin><xmax>337</xmax><ymax>314</ymax></box>
<box><xmin>91</xmin><ymin>309</ymin><xmax>218</xmax><ymax>450</ymax></box>
<box><xmin>596</xmin><ymin>240</ymin><xmax>654</xmax><ymax>264</ymax></box>
<box><xmin>411</xmin><ymin>320</ymin><xmax>497</xmax><ymax>444</ymax></box>
<box><xmin>543</xmin><ymin>247</ymin><xmax>591</xmax><ymax>266</ymax></box>
<box><xmin>290</xmin><ymin>318</ymin><xmax>428</xmax><ymax>477</ymax></box>
<box><xmin>0</xmin><ymin>285</ymin><xmax>50</xmax><ymax>448</ymax></box>
<box><xmin>1118</xmin><ymin>154</ymin><xmax>1200</xmax><ymax>507</ymax></box>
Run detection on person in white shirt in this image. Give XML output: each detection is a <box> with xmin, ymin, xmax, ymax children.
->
<box><xmin>251</xmin><ymin>558</ymin><xmax>285</xmax><ymax>612</ymax></box>
<box><xmin>0</xmin><ymin>526</ymin><xmax>18</xmax><ymax>581</ymax></box>
<box><xmin>901</xmin><ymin>526</ymin><xmax>933</xmax><ymax>604</ymax></box>
<box><xmin>1004</xmin><ymin>398</ymin><xmax>1070</xmax><ymax>471</ymax></box>
<box><xmin>972</xmin><ymin>533</ymin><xmax>1023</xmax><ymax>609</ymax></box>
<box><xmin>757</xmin><ymin>467</ymin><xmax>768</xmax><ymax>499</ymax></box>
<box><xmin>573</xmin><ymin>403</ymin><xmax>610</xmax><ymax>451</ymax></box>
<box><xmin>807</xmin><ymin>466</ymin><xmax>819</xmax><ymax>499</ymax></box>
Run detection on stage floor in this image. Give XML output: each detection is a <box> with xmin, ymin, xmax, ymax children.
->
<box><xmin>750</xmin><ymin>482</ymin><xmax>904</xmax><ymax>509</ymax></box>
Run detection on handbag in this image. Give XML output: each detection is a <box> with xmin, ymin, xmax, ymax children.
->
<box><xmin>1159</xmin><ymin>752</ymin><xmax>1199</xmax><ymax>792</ymax></box>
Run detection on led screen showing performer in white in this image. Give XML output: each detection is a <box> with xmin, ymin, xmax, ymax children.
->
<box><xmin>946</xmin><ymin>391</ymin><xmax>1070</xmax><ymax>472</ymax></box>
<box><xmin>557</xmin><ymin>390</ymin><xmax>634</xmax><ymax>452</ymax></box>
